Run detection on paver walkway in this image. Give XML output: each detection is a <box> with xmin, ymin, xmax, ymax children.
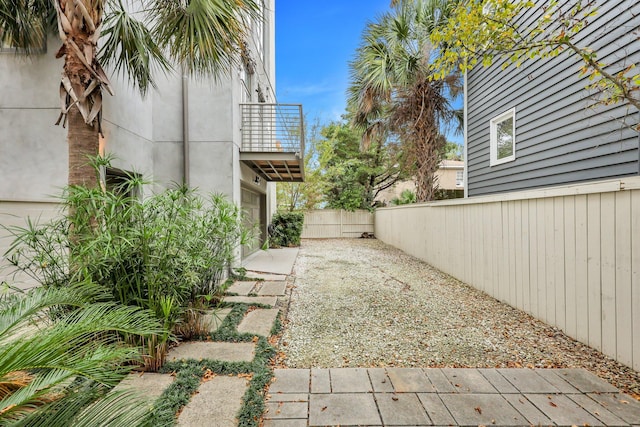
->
<box><xmin>265</xmin><ymin>367</ymin><xmax>640</xmax><ymax>426</ymax></box>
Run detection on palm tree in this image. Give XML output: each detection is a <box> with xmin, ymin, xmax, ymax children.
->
<box><xmin>0</xmin><ymin>284</ymin><xmax>162</xmax><ymax>426</ymax></box>
<box><xmin>347</xmin><ymin>0</ymin><xmax>461</xmax><ymax>201</ymax></box>
<box><xmin>0</xmin><ymin>0</ymin><xmax>258</xmax><ymax>188</ymax></box>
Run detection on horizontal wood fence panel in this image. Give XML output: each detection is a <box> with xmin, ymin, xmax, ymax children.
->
<box><xmin>302</xmin><ymin>209</ymin><xmax>374</xmax><ymax>238</ymax></box>
<box><xmin>375</xmin><ymin>177</ymin><xmax>640</xmax><ymax>371</ymax></box>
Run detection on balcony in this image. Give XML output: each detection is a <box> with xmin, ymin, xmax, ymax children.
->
<box><xmin>240</xmin><ymin>103</ymin><xmax>305</xmax><ymax>182</ymax></box>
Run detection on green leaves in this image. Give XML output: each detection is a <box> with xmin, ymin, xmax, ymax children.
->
<box><xmin>149</xmin><ymin>0</ymin><xmax>259</xmax><ymax>78</ymax></box>
<box><xmin>100</xmin><ymin>0</ymin><xmax>172</xmax><ymax>96</ymax></box>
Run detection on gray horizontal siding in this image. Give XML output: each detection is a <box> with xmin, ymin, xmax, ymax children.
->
<box><xmin>466</xmin><ymin>0</ymin><xmax>640</xmax><ymax>196</ymax></box>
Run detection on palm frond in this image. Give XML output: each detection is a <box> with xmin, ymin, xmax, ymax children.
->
<box><xmin>149</xmin><ymin>0</ymin><xmax>260</xmax><ymax>78</ymax></box>
<box><xmin>100</xmin><ymin>0</ymin><xmax>173</xmax><ymax>95</ymax></box>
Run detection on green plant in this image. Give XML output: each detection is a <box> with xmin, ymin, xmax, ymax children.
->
<box><xmin>390</xmin><ymin>189</ymin><xmax>417</xmax><ymax>206</ymax></box>
<box><xmin>269</xmin><ymin>212</ymin><xmax>304</xmax><ymax>248</ymax></box>
<box><xmin>3</xmin><ymin>158</ymin><xmax>250</xmax><ymax>370</ymax></box>
<box><xmin>0</xmin><ymin>284</ymin><xmax>161</xmax><ymax>426</ymax></box>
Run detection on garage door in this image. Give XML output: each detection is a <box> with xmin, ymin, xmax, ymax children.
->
<box><xmin>241</xmin><ymin>187</ymin><xmax>264</xmax><ymax>258</ymax></box>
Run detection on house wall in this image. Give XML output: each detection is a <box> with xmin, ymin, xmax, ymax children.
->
<box><xmin>0</xmin><ymin>37</ymin><xmax>67</xmax><ymax>202</ymax></box>
<box><xmin>375</xmin><ymin>176</ymin><xmax>640</xmax><ymax>371</ymax></box>
<box><xmin>466</xmin><ymin>0</ymin><xmax>640</xmax><ymax>197</ymax></box>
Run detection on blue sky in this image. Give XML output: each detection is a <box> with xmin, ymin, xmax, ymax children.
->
<box><xmin>275</xmin><ymin>0</ymin><xmax>464</xmax><ymax>145</ymax></box>
<box><xmin>275</xmin><ymin>0</ymin><xmax>391</xmax><ymax>123</ymax></box>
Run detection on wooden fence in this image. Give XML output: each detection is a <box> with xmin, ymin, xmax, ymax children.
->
<box><xmin>375</xmin><ymin>177</ymin><xmax>640</xmax><ymax>371</ymax></box>
<box><xmin>302</xmin><ymin>209</ymin><xmax>374</xmax><ymax>238</ymax></box>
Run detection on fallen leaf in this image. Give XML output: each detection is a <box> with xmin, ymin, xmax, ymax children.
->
<box><xmin>549</xmin><ymin>402</ymin><xmax>557</xmax><ymax>407</ymax></box>
<box><xmin>321</xmin><ymin>406</ymin><xmax>327</xmax><ymax>411</ymax></box>
<box><xmin>475</xmin><ymin>406</ymin><xmax>482</xmax><ymax>414</ymax></box>
<box><xmin>392</xmin><ymin>396</ymin><xmax>399</xmax><ymax>401</ymax></box>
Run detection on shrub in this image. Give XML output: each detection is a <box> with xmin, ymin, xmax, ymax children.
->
<box><xmin>269</xmin><ymin>212</ymin><xmax>304</xmax><ymax>248</ymax></box>
<box><xmin>3</xmin><ymin>158</ymin><xmax>250</xmax><ymax>370</ymax></box>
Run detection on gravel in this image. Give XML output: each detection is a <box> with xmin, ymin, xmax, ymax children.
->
<box><xmin>278</xmin><ymin>238</ymin><xmax>640</xmax><ymax>398</ymax></box>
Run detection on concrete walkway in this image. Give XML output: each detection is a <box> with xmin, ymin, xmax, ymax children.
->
<box><xmin>243</xmin><ymin>247</ymin><xmax>299</xmax><ymax>277</ymax></box>
<box><xmin>265</xmin><ymin>367</ymin><xmax>640</xmax><ymax>426</ymax></box>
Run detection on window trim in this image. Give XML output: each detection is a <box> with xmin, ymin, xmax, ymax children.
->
<box><xmin>489</xmin><ymin>107</ymin><xmax>516</xmax><ymax>166</ymax></box>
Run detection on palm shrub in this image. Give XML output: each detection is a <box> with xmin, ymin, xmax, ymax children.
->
<box><xmin>0</xmin><ymin>283</ymin><xmax>161</xmax><ymax>426</ymax></box>
<box><xmin>269</xmin><ymin>212</ymin><xmax>304</xmax><ymax>248</ymax></box>
<box><xmin>3</xmin><ymin>160</ymin><xmax>250</xmax><ymax>370</ymax></box>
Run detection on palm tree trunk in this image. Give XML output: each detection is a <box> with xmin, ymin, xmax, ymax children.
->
<box><xmin>67</xmin><ymin>105</ymin><xmax>99</xmax><ymax>188</ymax></box>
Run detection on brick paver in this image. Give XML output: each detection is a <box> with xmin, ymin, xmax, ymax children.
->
<box><xmin>265</xmin><ymin>368</ymin><xmax>640</xmax><ymax>426</ymax></box>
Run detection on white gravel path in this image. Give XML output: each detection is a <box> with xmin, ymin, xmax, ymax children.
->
<box><xmin>279</xmin><ymin>239</ymin><xmax>640</xmax><ymax>398</ymax></box>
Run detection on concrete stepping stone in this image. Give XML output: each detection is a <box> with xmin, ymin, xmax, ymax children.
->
<box><xmin>202</xmin><ymin>308</ymin><xmax>232</xmax><ymax>332</ymax></box>
<box><xmin>269</xmin><ymin>369</ymin><xmax>310</xmax><ymax>394</ymax></box>
<box><xmin>257</xmin><ymin>281</ymin><xmax>286</xmax><ymax>296</ymax></box>
<box><xmin>237</xmin><ymin>308</ymin><xmax>279</xmax><ymax>337</ymax></box>
<box><xmin>113</xmin><ymin>372</ymin><xmax>175</xmax><ymax>400</ymax></box>
<box><xmin>226</xmin><ymin>281</ymin><xmax>257</xmax><ymax>296</ymax></box>
<box><xmin>167</xmin><ymin>341</ymin><xmax>255</xmax><ymax>363</ymax></box>
<box><xmin>224</xmin><ymin>295</ymin><xmax>277</xmax><ymax>307</ymax></box>
<box><xmin>177</xmin><ymin>375</ymin><xmax>248</xmax><ymax>427</ymax></box>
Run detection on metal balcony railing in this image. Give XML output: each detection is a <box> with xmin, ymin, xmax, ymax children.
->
<box><xmin>240</xmin><ymin>103</ymin><xmax>304</xmax><ymax>155</ymax></box>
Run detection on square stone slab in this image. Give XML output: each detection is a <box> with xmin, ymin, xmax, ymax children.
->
<box><xmin>477</xmin><ymin>368</ymin><xmax>519</xmax><ymax>393</ymax></box>
<box><xmin>264</xmin><ymin>401</ymin><xmax>308</xmax><ymax>420</ymax></box>
<box><xmin>177</xmin><ymin>375</ymin><xmax>247</xmax><ymax>426</ymax></box>
<box><xmin>166</xmin><ymin>341</ymin><xmax>255</xmax><ymax>363</ymax></box>
<box><xmin>423</xmin><ymin>369</ymin><xmax>457</xmax><ymax>393</ymax></box>
<box><xmin>270</xmin><ymin>369</ymin><xmax>310</xmax><ymax>394</ymax></box>
<box><xmin>309</xmin><ymin>393</ymin><xmax>381</xmax><ymax>426</ymax></box>
<box><xmin>330</xmin><ymin>368</ymin><xmax>372</xmax><ymax>393</ymax></box>
<box><xmin>441</xmin><ymin>368</ymin><xmax>497</xmax><ymax>393</ymax></box>
<box><xmin>502</xmin><ymin>394</ymin><xmax>553</xmax><ymax>426</ymax></box>
<box><xmin>237</xmin><ymin>308</ymin><xmax>279</xmax><ymax>337</ymax></box>
<box><xmin>441</xmin><ymin>393</ymin><xmax>529</xmax><ymax>426</ymax></box>
<box><xmin>376</xmin><ymin>393</ymin><xmax>431</xmax><ymax>425</ymax></box>
<box><xmin>311</xmin><ymin>368</ymin><xmax>331</xmax><ymax>393</ymax></box>
<box><xmin>387</xmin><ymin>368</ymin><xmax>436</xmax><ymax>393</ymax></box>
<box><xmin>226</xmin><ymin>281</ymin><xmax>257</xmax><ymax>296</ymax></box>
<box><xmin>257</xmin><ymin>281</ymin><xmax>287</xmax><ymax>296</ymax></box>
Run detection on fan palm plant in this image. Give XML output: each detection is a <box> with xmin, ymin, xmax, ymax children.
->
<box><xmin>0</xmin><ymin>0</ymin><xmax>258</xmax><ymax>188</ymax></box>
<box><xmin>0</xmin><ymin>283</ymin><xmax>162</xmax><ymax>426</ymax></box>
<box><xmin>347</xmin><ymin>0</ymin><xmax>461</xmax><ymax>201</ymax></box>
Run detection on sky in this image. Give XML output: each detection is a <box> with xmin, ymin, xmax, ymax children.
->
<box><xmin>275</xmin><ymin>0</ymin><xmax>391</xmax><ymax>123</ymax></box>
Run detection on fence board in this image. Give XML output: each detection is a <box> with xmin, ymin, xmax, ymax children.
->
<box><xmin>600</xmin><ymin>193</ymin><xmax>616</xmax><ymax>358</ymax></box>
<box><xmin>632</xmin><ymin>191</ymin><xmax>640</xmax><ymax>371</ymax></box>
<box><xmin>614</xmin><ymin>191</ymin><xmax>632</xmax><ymax>367</ymax></box>
<box><xmin>564</xmin><ymin>196</ymin><xmax>577</xmax><ymax>339</ymax></box>
<box><xmin>587</xmin><ymin>194</ymin><xmax>602</xmax><ymax>351</ymax></box>
<box><xmin>574</xmin><ymin>195</ymin><xmax>589</xmax><ymax>345</ymax></box>
<box><xmin>302</xmin><ymin>209</ymin><xmax>374</xmax><ymax>239</ymax></box>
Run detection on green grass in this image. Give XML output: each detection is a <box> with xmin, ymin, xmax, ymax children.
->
<box><xmin>147</xmin><ymin>303</ymin><xmax>276</xmax><ymax>426</ymax></box>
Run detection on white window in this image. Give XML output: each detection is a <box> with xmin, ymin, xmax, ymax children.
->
<box><xmin>490</xmin><ymin>108</ymin><xmax>516</xmax><ymax>166</ymax></box>
<box><xmin>455</xmin><ymin>170</ymin><xmax>464</xmax><ymax>187</ymax></box>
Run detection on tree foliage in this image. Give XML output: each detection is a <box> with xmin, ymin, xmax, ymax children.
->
<box><xmin>347</xmin><ymin>0</ymin><xmax>462</xmax><ymax>202</ymax></box>
<box><xmin>430</xmin><ymin>0</ymin><xmax>640</xmax><ymax>116</ymax></box>
<box><xmin>318</xmin><ymin>122</ymin><xmax>407</xmax><ymax>211</ymax></box>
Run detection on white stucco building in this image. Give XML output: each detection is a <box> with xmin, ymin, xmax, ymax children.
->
<box><xmin>0</xmin><ymin>1</ymin><xmax>304</xmax><ymax>281</ymax></box>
